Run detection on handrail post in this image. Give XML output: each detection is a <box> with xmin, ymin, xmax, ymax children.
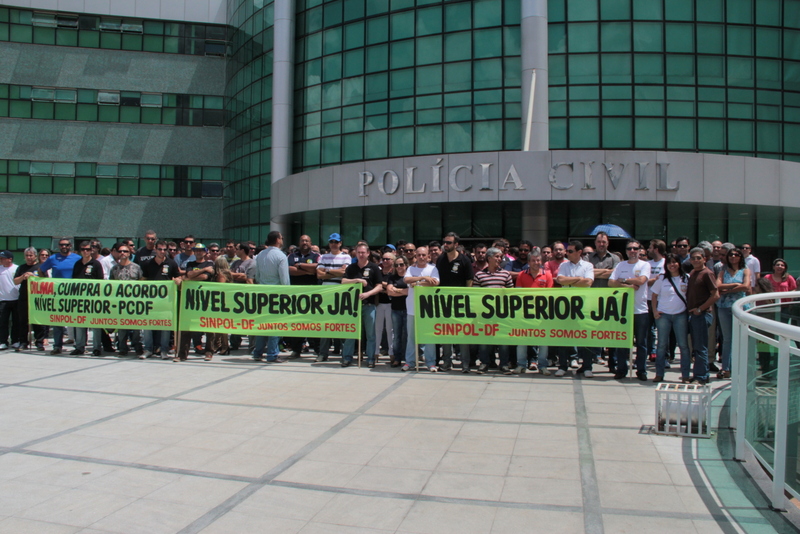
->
<box><xmin>734</xmin><ymin>312</ymin><xmax>748</xmax><ymax>459</ymax></box>
<box><xmin>771</xmin><ymin>335</ymin><xmax>790</xmax><ymax>511</ymax></box>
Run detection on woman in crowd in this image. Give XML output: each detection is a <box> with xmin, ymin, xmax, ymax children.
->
<box><xmin>208</xmin><ymin>256</ymin><xmax>233</xmax><ymax>359</ymax></box>
<box><xmin>386</xmin><ymin>256</ymin><xmax>408</xmax><ymax>367</ymax></box>
<box><xmin>716</xmin><ymin>248</ymin><xmax>751</xmax><ymax>380</ymax></box>
<box><xmin>764</xmin><ymin>258</ymin><xmax>797</xmax><ymax>297</ymax></box>
<box><xmin>651</xmin><ymin>253</ymin><xmax>691</xmax><ymax>383</ymax></box>
<box><xmin>375</xmin><ymin>252</ymin><xmax>395</xmax><ymax>366</ymax></box>
<box><xmin>38</xmin><ymin>249</ymin><xmax>51</xmax><ymax>277</ymax></box>
<box><xmin>515</xmin><ymin>247</ymin><xmax>553</xmax><ymax>375</ymax></box>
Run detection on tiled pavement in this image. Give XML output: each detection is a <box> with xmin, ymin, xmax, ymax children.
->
<box><xmin>1</xmin><ymin>348</ymin><xmax>798</xmax><ymax>533</ymax></box>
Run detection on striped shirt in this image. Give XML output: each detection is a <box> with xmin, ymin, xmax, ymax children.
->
<box><xmin>317</xmin><ymin>252</ymin><xmax>351</xmax><ymax>285</ymax></box>
<box><xmin>473</xmin><ymin>268</ymin><xmax>513</xmax><ymax>288</ymax></box>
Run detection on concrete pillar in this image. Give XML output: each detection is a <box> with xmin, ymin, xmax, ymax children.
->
<box><xmin>270</xmin><ymin>0</ymin><xmax>295</xmax><ymax>233</ymax></box>
<box><xmin>520</xmin><ymin>0</ymin><xmax>549</xmax><ymax>243</ymax></box>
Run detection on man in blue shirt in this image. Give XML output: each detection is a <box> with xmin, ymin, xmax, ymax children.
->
<box><xmin>38</xmin><ymin>237</ymin><xmax>81</xmax><ymax>355</ymax></box>
<box><xmin>252</xmin><ymin>231</ymin><xmax>289</xmax><ymax>362</ymax></box>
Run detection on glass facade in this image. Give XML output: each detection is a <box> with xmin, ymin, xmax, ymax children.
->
<box><xmin>0</xmin><ymin>84</ymin><xmax>225</xmax><ymax>126</ymax></box>
<box><xmin>548</xmin><ymin>0</ymin><xmax>800</xmax><ymax>162</ymax></box>
<box><xmin>292</xmin><ymin>0</ymin><xmax>522</xmax><ymax>170</ymax></box>
<box><xmin>223</xmin><ymin>0</ymin><xmax>276</xmax><ymax>244</ymax></box>
<box><xmin>0</xmin><ymin>159</ymin><xmax>224</xmax><ymax>198</ymax></box>
<box><xmin>0</xmin><ymin>7</ymin><xmax>228</xmax><ymax>56</ymax></box>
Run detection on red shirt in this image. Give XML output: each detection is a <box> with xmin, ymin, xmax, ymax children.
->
<box><xmin>516</xmin><ymin>268</ymin><xmax>553</xmax><ymax>288</ymax></box>
<box><xmin>544</xmin><ymin>259</ymin><xmax>567</xmax><ymax>287</ymax></box>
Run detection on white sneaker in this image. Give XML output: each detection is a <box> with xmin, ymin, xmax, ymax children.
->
<box><xmin>555</xmin><ymin>369</ymin><xmax>566</xmax><ymax>377</ymax></box>
<box><xmin>428</xmin><ymin>366</ymin><xmax>439</xmax><ymax>372</ymax></box>
<box><xmin>570</xmin><ymin>360</ymin><xmax>580</xmax><ymax>369</ymax></box>
<box><xmin>583</xmin><ymin>370</ymin><xmax>594</xmax><ymax>378</ymax></box>
<box><xmin>0</xmin><ymin>344</ymin><xmax>8</xmax><ymax>350</ymax></box>
<box><xmin>540</xmin><ymin>367</ymin><xmax>551</xmax><ymax>376</ymax></box>
<box><xmin>142</xmin><ymin>350</ymin><xmax>153</xmax><ymax>359</ymax></box>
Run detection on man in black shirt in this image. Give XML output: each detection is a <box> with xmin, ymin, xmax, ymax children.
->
<box><xmin>176</xmin><ymin>244</ymin><xmax>215</xmax><ymax>361</ymax></box>
<box><xmin>435</xmin><ymin>232</ymin><xmax>474</xmax><ymax>372</ymax></box>
<box><xmin>134</xmin><ymin>230</ymin><xmax>158</xmax><ymax>266</ymax></box>
<box><xmin>71</xmin><ymin>241</ymin><xmax>104</xmax><ymax>356</ymax></box>
<box><xmin>142</xmin><ymin>240</ymin><xmax>181</xmax><ymax>359</ymax></box>
<box><xmin>287</xmin><ymin>235</ymin><xmax>320</xmax><ymax>358</ymax></box>
<box><xmin>341</xmin><ymin>243</ymin><xmax>382</xmax><ymax>367</ymax></box>
<box><xmin>13</xmin><ymin>247</ymin><xmax>46</xmax><ymax>351</ymax></box>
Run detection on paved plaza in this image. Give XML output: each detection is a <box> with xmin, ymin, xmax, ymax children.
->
<box><xmin>1</xmin><ymin>348</ymin><xmax>798</xmax><ymax>533</ymax></box>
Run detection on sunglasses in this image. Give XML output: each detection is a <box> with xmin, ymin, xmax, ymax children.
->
<box><xmin>80</xmin><ymin>247</ymin><xmax>91</xmax><ymax>251</ymax></box>
<box><xmin>626</xmin><ymin>247</ymin><xmax>640</xmax><ymax>251</ymax></box>
<box><xmin>443</xmin><ymin>241</ymin><xmax>454</xmax><ymax>245</ymax></box>
<box><xmin>59</xmin><ymin>243</ymin><xmax>71</xmax><ymax>248</ymax></box>
<box><xmin>156</xmin><ymin>248</ymin><xmax>167</xmax><ymax>252</ymax></box>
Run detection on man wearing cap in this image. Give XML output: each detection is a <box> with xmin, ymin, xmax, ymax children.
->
<box><xmin>38</xmin><ymin>238</ymin><xmax>81</xmax><ymax>355</ymax></box>
<box><xmin>0</xmin><ymin>251</ymin><xmax>21</xmax><ymax>351</ymax></box>
<box><xmin>315</xmin><ymin>233</ymin><xmax>351</xmax><ymax>362</ymax></box>
<box><xmin>252</xmin><ymin>231</ymin><xmax>289</xmax><ymax>363</ymax></box>
<box><xmin>71</xmin><ymin>241</ymin><xmax>105</xmax><ymax>356</ymax></box>
<box><xmin>175</xmin><ymin>243</ymin><xmax>215</xmax><ymax>361</ymax></box>
<box><xmin>287</xmin><ymin>235</ymin><xmax>320</xmax><ymax>358</ymax></box>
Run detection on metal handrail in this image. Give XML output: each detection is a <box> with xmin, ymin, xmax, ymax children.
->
<box><xmin>731</xmin><ymin>290</ymin><xmax>800</xmax><ymax>511</ymax></box>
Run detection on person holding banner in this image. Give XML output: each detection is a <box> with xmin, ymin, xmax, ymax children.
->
<box><xmin>387</xmin><ymin>257</ymin><xmax>409</xmax><ymax>367</ymax></box>
<box><xmin>609</xmin><ymin>239</ymin><xmax>652</xmax><ymax>380</ymax></box>
<box><xmin>315</xmin><ymin>233</ymin><xmax>350</xmax><ymax>363</ymax></box>
<box><xmin>110</xmin><ymin>243</ymin><xmax>145</xmax><ymax>357</ymax></box>
<box><xmin>252</xmin><ymin>231</ymin><xmax>290</xmax><ymax>364</ymax></box>
<box><xmin>436</xmin><ymin>232</ymin><xmax>474</xmax><ymax>372</ymax></box>
<box><xmin>14</xmin><ymin>247</ymin><xmax>48</xmax><ymax>351</ymax></box>
<box><xmin>515</xmin><ymin>247</ymin><xmax>553</xmax><ymax>375</ymax></box>
<box><xmin>473</xmin><ymin>247</ymin><xmax>514</xmax><ymax>374</ymax></box>
<box><xmin>555</xmin><ymin>241</ymin><xmax>595</xmax><ymax>378</ymax></box>
<box><xmin>70</xmin><ymin>241</ymin><xmax>104</xmax><ymax>356</ymax></box>
<box><xmin>341</xmin><ymin>243</ymin><xmax>382</xmax><ymax>367</ymax></box>
<box><xmin>142</xmin><ymin>240</ymin><xmax>181</xmax><ymax>359</ymax></box>
<box><xmin>404</xmin><ymin>246</ymin><xmax>440</xmax><ymax>372</ymax></box>
<box><xmin>39</xmin><ymin>238</ymin><xmax>81</xmax><ymax>355</ymax></box>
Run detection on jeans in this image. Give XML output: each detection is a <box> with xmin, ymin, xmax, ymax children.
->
<box><xmin>144</xmin><ymin>330</ymin><xmax>172</xmax><ymax>355</ymax></box>
<box><xmin>343</xmin><ymin>303</ymin><xmax>376</xmax><ymax>364</ymax></box>
<box><xmin>646</xmin><ymin>301</ymin><xmax>656</xmax><ymax>355</ymax></box>
<box><xmin>655</xmin><ymin>312</ymin><xmax>690</xmax><ymax>378</ymax></box>
<box><xmin>252</xmin><ymin>336</ymin><xmax>281</xmax><ymax>361</ymax></box>
<box><xmin>557</xmin><ymin>346</ymin><xmax>593</xmax><ymax>372</ymax></box>
<box><xmin>616</xmin><ymin>313</ymin><xmax>650</xmax><ymax>376</ymax></box>
<box><xmin>689</xmin><ymin>310</ymin><xmax>713</xmax><ymax>381</ymax></box>
<box><xmin>716</xmin><ymin>306</ymin><xmax>734</xmax><ymax>373</ymax></box>
<box><xmin>74</xmin><ymin>328</ymin><xmax>101</xmax><ymax>352</ymax></box>
<box><xmin>516</xmin><ymin>345</ymin><xmax>548</xmax><ymax>369</ymax></box>
<box><xmin>391</xmin><ymin>310</ymin><xmax>407</xmax><ymax>362</ymax></box>
<box><xmin>478</xmin><ymin>345</ymin><xmax>510</xmax><ymax>368</ymax></box>
<box><xmin>442</xmin><ymin>343</ymin><xmax>471</xmax><ymax>370</ymax></box>
<box><xmin>118</xmin><ymin>330</ymin><xmax>142</xmax><ymax>353</ymax></box>
<box><xmin>374</xmin><ymin>303</ymin><xmax>393</xmax><ymax>357</ymax></box>
<box><xmin>405</xmin><ymin>314</ymin><xmax>435</xmax><ymax>367</ymax></box>
<box><xmin>0</xmin><ymin>300</ymin><xmax>20</xmax><ymax>345</ymax></box>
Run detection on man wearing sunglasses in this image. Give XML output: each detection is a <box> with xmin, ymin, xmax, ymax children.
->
<box><xmin>435</xmin><ymin>232</ymin><xmax>474</xmax><ymax>372</ymax></box>
<box><xmin>316</xmin><ymin>233</ymin><xmax>351</xmax><ymax>362</ymax></box>
<box><xmin>288</xmin><ymin>235</ymin><xmax>320</xmax><ymax>358</ymax></box>
<box><xmin>71</xmin><ymin>241</ymin><xmax>104</xmax><ymax>356</ymax></box>
<box><xmin>39</xmin><ymin>238</ymin><xmax>81</xmax><ymax>355</ymax></box>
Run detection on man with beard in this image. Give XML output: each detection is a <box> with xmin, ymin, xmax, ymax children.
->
<box><xmin>39</xmin><ymin>238</ymin><xmax>81</xmax><ymax>355</ymax></box>
<box><xmin>175</xmin><ymin>243</ymin><xmax>215</xmax><ymax>361</ymax></box>
<box><xmin>544</xmin><ymin>241</ymin><xmax>567</xmax><ymax>286</ymax></box>
<box><xmin>141</xmin><ymin>240</ymin><xmax>181</xmax><ymax>359</ymax></box>
<box><xmin>287</xmin><ymin>235</ymin><xmax>320</xmax><ymax>358</ymax></box>
<box><xmin>134</xmin><ymin>230</ymin><xmax>158</xmax><ymax>267</ymax></box>
<box><xmin>508</xmin><ymin>240</ymin><xmax>532</xmax><ymax>282</ymax></box>
<box><xmin>71</xmin><ymin>241</ymin><xmax>104</xmax><ymax>356</ymax></box>
<box><xmin>14</xmin><ymin>248</ymin><xmax>47</xmax><ymax>351</ymax></box>
<box><xmin>435</xmin><ymin>232</ymin><xmax>474</xmax><ymax>372</ymax></box>
<box><xmin>109</xmin><ymin>243</ymin><xmax>145</xmax><ymax>357</ymax></box>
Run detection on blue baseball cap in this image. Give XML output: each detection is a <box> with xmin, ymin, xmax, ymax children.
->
<box><xmin>328</xmin><ymin>233</ymin><xmax>342</xmax><ymax>242</ymax></box>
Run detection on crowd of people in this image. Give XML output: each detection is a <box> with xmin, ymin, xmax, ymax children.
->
<box><xmin>0</xmin><ymin>229</ymin><xmax>793</xmax><ymax>384</ymax></box>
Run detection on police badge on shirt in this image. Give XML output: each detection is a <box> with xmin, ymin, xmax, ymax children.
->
<box><xmin>84</xmin><ymin>265</ymin><xmax>94</xmax><ymax>276</ymax></box>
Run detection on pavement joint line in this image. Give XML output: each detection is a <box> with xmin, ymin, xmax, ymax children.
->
<box><xmin>3</xmin><ymin>367</ymin><xmax>261</xmax><ymax>453</ymax></box>
<box><xmin>7</xmin><ymin>358</ymin><xmax>126</xmax><ymax>387</ymax></box>
<box><xmin>175</xmin><ymin>373</ymin><xmax>415</xmax><ymax>534</ymax></box>
<box><xmin>573</xmin><ymin>378</ymin><xmax>604</xmax><ymax>534</ymax></box>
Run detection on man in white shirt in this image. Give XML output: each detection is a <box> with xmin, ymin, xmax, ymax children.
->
<box><xmin>609</xmin><ymin>239</ymin><xmax>652</xmax><ymax>380</ymax></box>
<box><xmin>0</xmin><ymin>251</ymin><xmax>20</xmax><ymax>350</ymax></box>
<box><xmin>646</xmin><ymin>239</ymin><xmax>667</xmax><ymax>360</ymax></box>
<box><xmin>555</xmin><ymin>241</ymin><xmax>595</xmax><ymax>378</ymax></box>
<box><xmin>741</xmin><ymin>243</ymin><xmax>761</xmax><ymax>289</ymax></box>
<box><xmin>315</xmin><ymin>233</ymin><xmax>352</xmax><ymax>362</ymax></box>
<box><xmin>403</xmin><ymin>246</ymin><xmax>440</xmax><ymax>372</ymax></box>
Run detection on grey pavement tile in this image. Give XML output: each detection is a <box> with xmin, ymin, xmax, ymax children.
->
<box><xmin>598</xmin><ymin>480</ymin><xmax>689</xmax><ymax>513</ymax></box>
<box><xmin>421</xmin><ymin>471</ymin><xmax>505</xmax><ymax>501</ymax></box>
<box><xmin>593</xmin><ymin>459</ymin><xmax>676</xmax><ymax>486</ymax></box>
<box><xmin>273</xmin><ymin>459</ymin><xmax>363</xmax><ymax>487</ymax></box>
<box><xmin>234</xmin><ymin>485</ymin><xmax>336</xmax><ymax>521</ymax></box>
<box><xmin>135</xmin><ymin>445</ymin><xmax>226</xmax><ymax>472</ymax></box>
<box><xmin>506</xmin><ymin>455</ymin><xmax>581</xmax><ymax>480</ymax></box>
<box><xmin>516</xmin><ymin>424</ymin><xmax>577</xmax><ymax>441</ymax></box>
<box><xmin>310</xmin><ymin>493</ymin><xmax>414</xmax><ymax>531</ymax></box>
<box><xmin>0</xmin><ymin>479</ymin><xmax>65</xmax><ymax>516</ymax></box>
<box><xmin>77</xmin><ymin>466</ymin><xmax>178</xmax><ymax>499</ymax></box>
<box><xmin>500</xmin><ymin>476</ymin><xmax>584</xmax><ymax>507</ymax></box>
<box><xmin>140</xmin><ymin>475</ymin><xmax>247</xmax><ymax>509</ymax></box>
<box><xmin>0</xmin><ymin>517</ymin><xmax>81</xmax><ymax>533</ymax></box>
<box><xmin>512</xmin><ymin>438</ymin><xmax>580</xmax><ymax>459</ymax></box>
<box><xmin>17</xmin><ymin>488</ymin><xmax>134</xmax><ymax>528</ymax></box>
<box><xmin>20</xmin><ymin>458</ymin><xmax>117</xmax><ymax>489</ymax></box>
<box><xmin>300</xmin><ymin>523</ymin><xmax>394</xmax><ymax>534</ymax></box>
<box><xmin>489</xmin><ymin>508</ymin><xmax>585</xmax><ymax>533</ymax></box>
<box><xmin>436</xmin><ymin>451</ymin><xmax>512</xmax><ymax>476</ymax></box>
<box><xmin>449</xmin><ymin>435</ymin><xmax>516</xmax><ymax>456</ymax></box>
<box><xmin>198</xmin><ymin>511</ymin><xmax>307</xmax><ymax>533</ymax></box>
<box><xmin>345</xmin><ymin>465</ymin><xmax>432</xmax><ymax>493</ymax></box>
<box><xmin>603</xmin><ymin>513</ymin><xmax>700</xmax><ymax>533</ymax></box>
<box><xmin>397</xmin><ymin>500</ymin><xmax>497</xmax><ymax>534</ymax></box>
<box><xmin>0</xmin><ymin>452</ymin><xmax>61</xmax><ymax>481</ymax></box>
<box><xmin>199</xmin><ymin>449</ymin><xmax>286</xmax><ymax>477</ymax></box>
<box><xmin>301</xmin><ymin>442</ymin><xmax>382</xmax><ymax>466</ymax></box>
<box><xmin>367</xmin><ymin>447</ymin><xmax>446</xmax><ymax>471</ymax></box>
<box><xmin>87</xmin><ymin>499</ymin><xmax>209</xmax><ymax>534</ymax></box>
<box><xmin>457</xmin><ymin>422</ymin><xmax>520</xmax><ymax>439</ymax></box>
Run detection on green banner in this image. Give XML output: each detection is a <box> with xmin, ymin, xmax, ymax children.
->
<box><xmin>413</xmin><ymin>286</ymin><xmax>634</xmax><ymax>347</ymax></box>
<box><xmin>27</xmin><ymin>277</ymin><xmax>177</xmax><ymax>330</ymax></box>
<box><xmin>177</xmin><ymin>281</ymin><xmax>363</xmax><ymax>338</ymax></box>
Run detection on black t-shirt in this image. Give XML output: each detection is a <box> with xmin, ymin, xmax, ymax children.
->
<box><xmin>377</xmin><ymin>270</ymin><xmax>392</xmax><ymax>304</ymax></box>
<box><xmin>388</xmin><ymin>273</ymin><xmax>408</xmax><ymax>312</ymax></box>
<box><xmin>134</xmin><ymin>246</ymin><xmax>157</xmax><ymax>266</ymax></box>
<box><xmin>436</xmin><ymin>252</ymin><xmax>474</xmax><ymax>287</ymax></box>
<box><xmin>344</xmin><ymin>261</ymin><xmax>381</xmax><ymax>305</ymax></box>
<box><xmin>72</xmin><ymin>259</ymin><xmax>105</xmax><ymax>280</ymax></box>
<box><xmin>14</xmin><ymin>262</ymin><xmax>40</xmax><ymax>299</ymax></box>
<box><xmin>142</xmin><ymin>257</ymin><xmax>180</xmax><ymax>281</ymax></box>
<box><xmin>186</xmin><ymin>260</ymin><xmax>215</xmax><ymax>282</ymax></box>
